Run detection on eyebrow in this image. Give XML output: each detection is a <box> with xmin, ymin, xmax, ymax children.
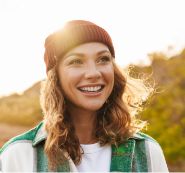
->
<box><xmin>97</xmin><ymin>50</ymin><xmax>111</xmax><ymax>56</ymax></box>
<box><xmin>65</xmin><ymin>50</ymin><xmax>111</xmax><ymax>58</ymax></box>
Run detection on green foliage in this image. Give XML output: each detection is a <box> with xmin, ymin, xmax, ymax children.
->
<box><xmin>130</xmin><ymin>48</ymin><xmax>185</xmax><ymax>166</ymax></box>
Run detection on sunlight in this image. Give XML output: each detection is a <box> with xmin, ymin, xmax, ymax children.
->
<box><xmin>0</xmin><ymin>0</ymin><xmax>185</xmax><ymax>96</ymax></box>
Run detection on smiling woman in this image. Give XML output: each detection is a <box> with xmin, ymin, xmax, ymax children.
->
<box><xmin>58</xmin><ymin>43</ymin><xmax>114</xmax><ymax>113</ymax></box>
<box><xmin>0</xmin><ymin>20</ymin><xmax>169</xmax><ymax>172</ymax></box>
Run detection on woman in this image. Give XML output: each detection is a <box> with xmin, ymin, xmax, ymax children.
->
<box><xmin>0</xmin><ymin>20</ymin><xmax>168</xmax><ymax>172</ymax></box>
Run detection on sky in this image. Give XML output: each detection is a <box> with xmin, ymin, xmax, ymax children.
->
<box><xmin>0</xmin><ymin>0</ymin><xmax>185</xmax><ymax>96</ymax></box>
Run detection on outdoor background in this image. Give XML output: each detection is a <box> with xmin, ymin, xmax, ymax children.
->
<box><xmin>0</xmin><ymin>0</ymin><xmax>185</xmax><ymax>171</ymax></box>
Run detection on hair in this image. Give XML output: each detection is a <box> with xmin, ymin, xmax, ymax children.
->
<box><xmin>40</xmin><ymin>59</ymin><xmax>153</xmax><ymax>170</ymax></box>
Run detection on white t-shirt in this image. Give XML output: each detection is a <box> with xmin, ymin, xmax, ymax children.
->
<box><xmin>76</xmin><ymin>143</ymin><xmax>111</xmax><ymax>172</ymax></box>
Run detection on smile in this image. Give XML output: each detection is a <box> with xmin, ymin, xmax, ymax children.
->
<box><xmin>78</xmin><ymin>85</ymin><xmax>104</xmax><ymax>92</ymax></box>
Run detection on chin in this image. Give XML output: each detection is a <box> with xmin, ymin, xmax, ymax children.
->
<box><xmin>84</xmin><ymin>104</ymin><xmax>104</xmax><ymax>112</ymax></box>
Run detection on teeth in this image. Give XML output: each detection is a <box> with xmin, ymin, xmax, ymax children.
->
<box><xmin>80</xmin><ymin>86</ymin><xmax>102</xmax><ymax>92</ymax></box>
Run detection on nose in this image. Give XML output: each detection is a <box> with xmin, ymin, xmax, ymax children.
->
<box><xmin>84</xmin><ymin>62</ymin><xmax>101</xmax><ymax>80</ymax></box>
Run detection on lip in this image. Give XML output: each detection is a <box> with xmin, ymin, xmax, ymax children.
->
<box><xmin>80</xmin><ymin>90</ymin><xmax>103</xmax><ymax>97</ymax></box>
<box><xmin>77</xmin><ymin>83</ymin><xmax>105</xmax><ymax>88</ymax></box>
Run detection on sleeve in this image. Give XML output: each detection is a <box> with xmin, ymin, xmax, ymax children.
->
<box><xmin>145</xmin><ymin>140</ymin><xmax>169</xmax><ymax>172</ymax></box>
<box><xmin>0</xmin><ymin>154</ymin><xmax>2</xmax><ymax>172</ymax></box>
<box><xmin>0</xmin><ymin>142</ymin><xmax>34</xmax><ymax>172</ymax></box>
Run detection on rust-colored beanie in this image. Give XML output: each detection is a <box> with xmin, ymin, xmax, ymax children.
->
<box><xmin>44</xmin><ymin>20</ymin><xmax>115</xmax><ymax>73</ymax></box>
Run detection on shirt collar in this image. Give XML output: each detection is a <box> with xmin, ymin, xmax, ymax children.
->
<box><xmin>130</xmin><ymin>132</ymin><xmax>145</xmax><ymax>140</ymax></box>
<box><xmin>32</xmin><ymin>122</ymin><xmax>47</xmax><ymax>147</ymax></box>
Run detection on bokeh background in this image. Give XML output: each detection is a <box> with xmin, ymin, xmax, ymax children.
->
<box><xmin>0</xmin><ymin>0</ymin><xmax>185</xmax><ymax>171</ymax></box>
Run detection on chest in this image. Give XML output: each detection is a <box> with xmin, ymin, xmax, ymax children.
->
<box><xmin>76</xmin><ymin>143</ymin><xmax>111</xmax><ymax>171</ymax></box>
<box><xmin>36</xmin><ymin>139</ymin><xmax>148</xmax><ymax>172</ymax></box>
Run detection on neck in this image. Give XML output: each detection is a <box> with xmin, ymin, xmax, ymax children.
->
<box><xmin>68</xmin><ymin>107</ymin><xmax>98</xmax><ymax>144</ymax></box>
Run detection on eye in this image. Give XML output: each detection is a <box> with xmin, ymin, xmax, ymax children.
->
<box><xmin>69</xmin><ymin>59</ymin><xmax>83</xmax><ymax>65</ymax></box>
<box><xmin>97</xmin><ymin>56</ymin><xmax>111</xmax><ymax>64</ymax></box>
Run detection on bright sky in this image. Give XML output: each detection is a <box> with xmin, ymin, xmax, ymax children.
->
<box><xmin>0</xmin><ymin>0</ymin><xmax>185</xmax><ymax>96</ymax></box>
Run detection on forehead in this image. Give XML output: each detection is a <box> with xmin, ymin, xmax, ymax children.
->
<box><xmin>63</xmin><ymin>42</ymin><xmax>110</xmax><ymax>58</ymax></box>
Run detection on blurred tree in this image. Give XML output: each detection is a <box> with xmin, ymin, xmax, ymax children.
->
<box><xmin>129</xmin><ymin>48</ymin><xmax>185</xmax><ymax>170</ymax></box>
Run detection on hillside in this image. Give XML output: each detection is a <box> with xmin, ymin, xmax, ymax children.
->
<box><xmin>0</xmin><ymin>81</ymin><xmax>43</xmax><ymax>126</ymax></box>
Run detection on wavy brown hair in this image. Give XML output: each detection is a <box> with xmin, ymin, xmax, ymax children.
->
<box><xmin>40</xmin><ymin>60</ymin><xmax>152</xmax><ymax>170</ymax></box>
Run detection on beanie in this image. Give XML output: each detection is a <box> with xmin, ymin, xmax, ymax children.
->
<box><xmin>44</xmin><ymin>20</ymin><xmax>115</xmax><ymax>73</ymax></box>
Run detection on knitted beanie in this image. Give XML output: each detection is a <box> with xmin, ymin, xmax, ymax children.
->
<box><xmin>44</xmin><ymin>20</ymin><xmax>115</xmax><ymax>73</ymax></box>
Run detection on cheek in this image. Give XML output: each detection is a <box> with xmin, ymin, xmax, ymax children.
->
<box><xmin>58</xmin><ymin>68</ymin><xmax>82</xmax><ymax>91</ymax></box>
<box><xmin>103</xmin><ymin>66</ymin><xmax>114</xmax><ymax>83</ymax></box>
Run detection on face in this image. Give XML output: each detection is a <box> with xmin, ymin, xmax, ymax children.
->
<box><xmin>58</xmin><ymin>42</ymin><xmax>114</xmax><ymax>113</ymax></box>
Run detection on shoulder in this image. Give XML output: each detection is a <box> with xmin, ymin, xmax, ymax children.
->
<box><xmin>0</xmin><ymin>122</ymin><xmax>43</xmax><ymax>155</ymax></box>
<box><xmin>131</xmin><ymin>132</ymin><xmax>164</xmax><ymax>159</ymax></box>
<box><xmin>131</xmin><ymin>132</ymin><xmax>168</xmax><ymax>172</ymax></box>
<box><xmin>133</xmin><ymin>132</ymin><xmax>164</xmax><ymax>157</ymax></box>
<box><xmin>0</xmin><ymin>122</ymin><xmax>46</xmax><ymax>171</ymax></box>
